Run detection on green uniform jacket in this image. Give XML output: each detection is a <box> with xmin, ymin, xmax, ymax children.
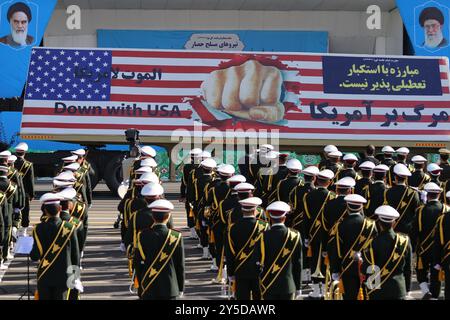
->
<box><xmin>134</xmin><ymin>224</ymin><xmax>184</xmax><ymax>299</ymax></box>
<box><xmin>384</xmin><ymin>185</ymin><xmax>421</xmax><ymax>235</ymax></box>
<box><xmin>363</xmin><ymin>181</ymin><xmax>387</xmax><ymax>218</ymax></box>
<box><xmin>408</xmin><ymin>170</ymin><xmax>430</xmax><ymax>190</ymax></box>
<box><xmin>14</xmin><ymin>157</ymin><xmax>35</xmax><ymax>198</ymax></box>
<box><xmin>433</xmin><ymin>211</ymin><xmax>450</xmax><ymax>267</ymax></box>
<box><xmin>355</xmin><ymin>177</ymin><xmax>371</xmax><ymax>196</ymax></box>
<box><xmin>322</xmin><ymin>195</ymin><xmax>347</xmax><ymax>245</ymax></box>
<box><xmin>261</xmin><ymin>225</ymin><xmax>302</xmax><ymax>296</ymax></box>
<box><xmin>273</xmin><ymin>175</ymin><xmax>301</xmax><ymax>204</ymax></box>
<box><xmin>362</xmin><ymin>229</ymin><xmax>412</xmax><ymax>300</ymax></box>
<box><xmin>30</xmin><ymin>217</ymin><xmax>80</xmax><ymax>287</ymax></box>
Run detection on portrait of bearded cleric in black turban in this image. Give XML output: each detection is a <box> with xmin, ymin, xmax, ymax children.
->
<box><xmin>0</xmin><ymin>2</ymin><xmax>35</xmax><ymax>48</ymax></box>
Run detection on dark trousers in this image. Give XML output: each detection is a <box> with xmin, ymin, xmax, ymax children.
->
<box><xmin>235</xmin><ymin>276</ymin><xmax>261</xmax><ymax>300</ymax></box>
<box><xmin>21</xmin><ymin>196</ymin><xmax>31</xmax><ymax>228</ymax></box>
<box><xmin>342</xmin><ymin>273</ymin><xmax>361</xmax><ymax>300</ymax></box>
<box><xmin>416</xmin><ymin>257</ymin><xmax>441</xmax><ymax>298</ymax></box>
<box><xmin>185</xmin><ymin>202</ymin><xmax>195</xmax><ymax>228</ymax></box>
<box><xmin>310</xmin><ymin>242</ymin><xmax>326</xmax><ymax>284</ymax></box>
<box><xmin>37</xmin><ymin>284</ymin><xmax>67</xmax><ymax>300</ymax></box>
<box><xmin>212</xmin><ymin>225</ymin><xmax>224</xmax><ymax>265</ymax></box>
<box><xmin>2</xmin><ymin>226</ymin><xmax>11</xmax><ymax>259</ymax></box>
<box><xmin>444</xmin><ymin>265</ymin><xmax>450</xmax><ymax>300</ymax></box>
<box><xmin>195</xmin><ymin>214</ymin><xmax>209</xmax><ymax>247</ymax></box>
<box><xmin>263</xmin><ymin>293</ymin><xmax>294</xmax><ymax>300</ymax></box>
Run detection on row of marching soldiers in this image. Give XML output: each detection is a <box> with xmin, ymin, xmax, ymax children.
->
<box><xmin>1</xmin><ymin>143</ymin><xmax>93</xmax><ymax>300</ymax></box>
<box><xmin>181</xmin><ymin>143</ymin><xmax>450</xmax><ymax>300</ymax></box>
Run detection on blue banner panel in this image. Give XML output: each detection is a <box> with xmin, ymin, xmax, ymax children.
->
<box><xmin>0</xmin><ymin>0</ymin><xmax>57</xmax><ymax>98</ymax></box>
<box><xmin>322</xmin><ymin>56</ymin><xmax>442</xmax><ymax>96</ymax></box>
<box><xmin>97</xmin><ymin>30</ymin><xmax>329</xmax><ymax>53</ymax></box>
<box><xmin>397</xmin><ymin>0</ymin><xmax>450</xmax><ymax>59</ymax></box>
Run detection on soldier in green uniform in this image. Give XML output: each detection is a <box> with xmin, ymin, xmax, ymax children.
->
<box><xmin>133</xmin><ymin>199</ymin><xmax>184</xmax><ymax>300</ymax></box>
<box><xmin>411</xmin><ymin>182</ymin><xmax>447</xmax><ymax>299</ymax></box>
<box><xmin>225</xmin><ymin>197</ymin><xmax>268</xmax><ymax>300</ymax></box>
<box><xmin>130</xmin><ymin>145</ymin><xmax>157</xmax><ymax>181</ymax></box>
<box><xmin>191</xmin><ymin>158</ymin><xmax>216</xmax><ymax>258</ymax></box>
<box><xmin>179</xmin><ymin>148</ymin><xmax>202</xmax><ymax>239</ymax></box>
<box><xmin>14</xmin><ymin>143</ymin><xmax>35</xmax><ymax>229</ymax></box>
<box><xmin>362</xmin><ymin>205</ymin><xmax>412</xmax><ymax>300</ymax></box>
<box><xmin>432</xmin><ymin>191</ymin><xmax>450</xmax><ymax>300</ymax></box>
<box><xmin>265</xmin><ymin>153</ymin><xmax>290</xmax><ymax>203</ymax></box>
<box><xmin>383</xmin><ymin>164</ymin><xmax>421</xmax><ymax>237</ymax></box>
<box><xmin>254</xmin><ymin>151</ymin><xmax>278</xmax><ymax>206</ymax></box>
<box><xmin>328</xmin><ymin>194</ymin><xmax>377</xmax><ymax>300</ymax></box>
<box><xmin>354</xmin><ymin>161</ymin><xmax>374</xmax><ymax>196</ymax></box>
<box><xmin>428</xmin><ymin>163</ymin><xmax>444</xmax><ymax>187</ymax></box>
<box><xmin>409</xmin><ymin>155</ymin><xmax>430</xmax><ymax>189</ymax></box>
<box><xmin>363</xmin><ymin>164</ymin><xmax>389</xmax><ymax>219</ymax></box>
<box><xmin>7</xmin><ymin>155</ymin><xmax>25</xmax><ymax>236</ymax></box>
<box><xmin>381</xmin><ymin>146</ymin><xmax>396</xmax><ymax>187</ymax></box>
<box><xmin>259</xmin><ymin>201</ymin><xmax>302</xmax><ymax>300</ymax></box>
<box><xmin>438</xmin><ymin>148</ymin><xmax>450</xmax><ymax>182</ymax></box>
<box><xmin>217</xmin><ymin>175</ymin><xmax>246</xmax><ymax>234</ymax></box>
<box><xmin>303</xmin><ymin>169</ymin><xmax>335</xmax><ymax>299</ymax></box>
<box><xmin>205</xmin><ymin>164</ymin><xmax>234</xmax><ymax>271</ymax></box>
<box><xmin>229</xmin><ymin>183</ymin><xmax>261</xmax><ymax>226</ymax></box>
<box><xmin>271</xmin><ymin>158</ymin><xmax>302</xmax><ymax>204</ymax></box>
<box><xmin>248</xmin><ymin>144</ymin><xmax>274</xmax><ymax>186</ymax></box>
<box><xmin>324</xmin><ymin>151</ymin><xmax>342</xmax><ymax>175</ymax></box>
<box><xmin>319</xmin><ymin>145</ymin><xmax>338</xmax><ymax>170</ymax></box>
<box><xmin>30</xmin><ymin>193</ymin><xmax>81</xmax><ymax>300</ymax></box>
<box><xmin>335</xmin><ymin>153</ymin><xmax>358</xmax><ymax>181</ymax></box>
<box><xmin>72</xmin><ymin>149</ymin><xmax>93</xmax><ymax>207</ymax></box>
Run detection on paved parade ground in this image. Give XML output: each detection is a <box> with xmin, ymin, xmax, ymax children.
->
<box><xmin>0</xmin><ymin>181</ymin><xmax>442</xmax><ymax>300</ymax></box>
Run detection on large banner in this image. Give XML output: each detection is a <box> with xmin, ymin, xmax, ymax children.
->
<box><xmin>0</xmin><ymin>0</ymin><xmax>57</xmax><ymax>98</ymax></box>
<box><xmin>20</xmin><ymin>48</ymin><xmax>450</xmax><ymax>143</ymax></box>
<box><xmin>97</xmin><ymin>30</ymin><xmax>329</xmax><ymax>53</ymax></box>
<box><xmin>397</xmin><ymin>0</ymin><xmax>450</xmax><ymax>59</ymax></box>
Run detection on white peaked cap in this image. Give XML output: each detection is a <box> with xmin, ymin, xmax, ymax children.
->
<box><xmin>427</xmin><ymin>163</ymin><xmax>443</xmax><ymax>175</ymax></box>
<box><xmin>54</xmin><ymin>171</ymin><xmax>76</xmax><ymax>182</ymax></box>
<box><xmin>217</xmin><ymin>164</ymin><xmax>235</xmax><ymax>176</ymax></box>
<box><xmin>239</xmin><ymin>197</ymin><xmax>262</xmax><ymax>209</ymax></box>
<box><xmin>15</xmin><ymin>142</ymin><xmax>28</xmax><ymax>152</ymax></box>
<box><xmin>141</xmin><ymin>182</ymin><xmax>164</xmax><ymax>197</ymax></box>
<box><xmin>227</xmin><ymin>175</ymin><xmax>246</xmax><ymax>185</ymax></box>
<box><xmin>375</xmin><ymin>205</ymin><xmax>400</xmax><ymax>223</ymax></box>
<box><xmin>7</xmin><ymin>155</ymin><xmax>17</xmax><ymax>163</ymax></box>
<box><xmin>135</xmin><ymin>166</ymin><xmax>153</xmax><ymax>174</ymax></box>
<box><xmin>373</xmin><ymin>164</ymin><xmax>389</xmax><ymax>173</ymax></box>
<box><xmin>393</xmin><ymin>164</ymin><xmax>411</xmax><ymax>177</ymax></box>
<box><xmin>303</xmin><ymin>166</ymin><xmax>320</xmax><ymax>176</ymax></box>
<box><xmin>0</xmin><ymin>150</ymin><xmax>12</xmax><ymax>158</ymax></box>
<box><xmin>424</xmin><ymin>182</ymin><xmax>442</xmax><ymax>193</ymax></box>
<box><xmin>58</xmin><ymin>187</ymin><xmax>77</xmax><ymax>200</ymax></box>
<box><xmin>266</xmin><ymin>201</ymin><xmax>291</xmax><ymax>218</ymax></box>
<box><xmin>382</xmin><ymin>146</ymin><xmax>395</xmax><ymax>153</ymax></box>
<box><xmin>200</xmin><ymin>150</ymin><xmax>212</xmax><ymax>158</ymax></box>
<box><xmin>140</xmin><ymin>145</ymin><xmax>156</xmax><ymax>157</ymax></box>
<box><xmin>71</xmin><ymin>149</ymin><xmax>86</xmax><ymax>156</ymax></box>
<box><xmin>328</xmin><ymin>151</ymin><xmax>343</xmax><ymax>158</ymax></box>
<box><xmin>335</xmin><ymin>177</ymin><xmax>356</xmax><ymax>188</ymax></box>
<box><xmin>148</xmin><ymin>199</ymin><xmax>174</xmax><ymax>212</ymax></box>
<box><xmin>411</xmin><ymin>155</ymin><xmax>427</xmax><ymax>164</ymax></box>
<box><xmin>40</xmin><ymin>192</ymin><xmax>64</xmax><ymax>205</ymax></box>
<box><xmin>317</xmin><ymin>169</ymin><xmax>335</xmax><ymax>180</ymax></box>
<box><xmin>235</xmin><ymin>182</ymin><xmax>255</xmax><ymax>192</ymax></box>
<box><xmin>343</xmin><ymin>153</ymin><xmax>358</xmax><ymax>162</ymax></box>
<box><xmin>138</xmin><ymin>172</ymin><xmax>159</xmax><ymax>184</ymax></box>
<box><xmin>201</xmin><ymin>158</ymin><xmax>216</xmax><ymax>169</ymax></box>
<box><xmin>344</xmin><ymin>194</ymin><xmax>367</xmax><ymax>205</ymax></box>
<box><xmin>63</xmin><ymin>162</ymin><xmax>80</xmax><ymax>171</ymax></box>
<box><xmin>189</xmin><ymin>148</ymin><xmax>202</xmax><ymax>156</ymax></box>
<box><xmin>359</xmin><ymin>161</ymin><xmax>376</xmax><ymax>170</ymax></box>
<box><xmin>140</xmin><ymin>157</ymin><xmax>157</xmax><ymax>168</ymax></box>
<box><xmin>286</xmin><ymin>158</ymin><xmax>302</xmax><ymax>172</ymax></box>
<box><xmin>324</xmin><ymin>145</ymin><xmax>338</xmax><ymax>153</ymax></box>
<box><xmin>396</xmin><ymin>147</ymin><xmax>410</xmax><ymax>155</ymax></box>
<box><xmin>62</xmin><ymin>155</ymin><xmax>78</xmax><ymax>162</ymax></box>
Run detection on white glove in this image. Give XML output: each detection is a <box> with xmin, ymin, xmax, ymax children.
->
<box><xmin>11</xmin><ymin>227</ymin><xmax>18</xmax><ymax>239</ymax></box>
<box><xmin>304</xmin><ymin>239</ymin><xmax>309</xmax><ymax>248</ymax></box>
<box><xmin>14</xmin><ymin>208</ymin><xmax>21</xmax><ymax>214</ymax></box>
<box><xmin>322</xmin><ymin>251</ymin><xmax>328</xmax><ymax>258</ymax></box>
<box><xmin>228</xmin><ymin>276</ymin><xmax>235</xmax><ymax>282</ymax></box>
<box><xmin>74</xmin><ymin>279</ymin><xmax>84</xmax><ymax>293</ymax></box>
<box><xmin>295</xmin><ymin>290</ymin><xmax>302</xmax><ymax>300</ymax></box>
<box><xmin>178</xmin><ymin>291</ymin><xmax>184</xmax><ymax>298</ymax></box>
<box><xmin>434</xmin><ymin>264</ymin><xmax>442</xmax><ymax>271</ymax></box>
<box><xmin>332</xmin><ymin>273</ymin><xmax>340</xmax><ymax>281</ymax></box>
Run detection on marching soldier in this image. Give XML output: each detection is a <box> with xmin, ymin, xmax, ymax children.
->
<box><xmin>14</xmin><ymin>142</ymin><xmax>35</xmax><ymax>229</ymax></box>
<box><xmin>432</xmin><ymin>191</ymin><xmax>450</xmax><ymax>300</ymax></box>
<box><xmin>190</xmin><ymin>151</ymin><xmax>212</xmax><ymax>185</ymax></box>
<box><xmin>355</xmin><ymin>161</ymin><xmax>375</xmax><ymax>196</ymax></box>
<box><xmin>381</xmin><ymin>146</ymin><xmax>396</xmax><ymax>186</ymax></box>
<box><xmin>324</xmin><ymin>150</ymin><xmax>343</xmax><ymax>174</ymax></box>
<box><xmin>30</xmin><ymin>193</ymin><xmax>81</xmax><ymax>300</ymax></box>
<box><xmin>363</xmin><ymin>164</ymin><xmax>390</xmax><ymax>219</ymax></box>
<box><xmin>249</xmin><ymin>144</ymin><xmax>274</xmax><ymax>185</ymax></box>
<box><xmin>362</xmin><ymin>205</ymin><xmax>412</xmax><ymax>300</ymax></box>
<box><xmin>205</xmin><ymin>164</ymin><xmax>234</xmax><ymax>271</ymax></box>
<box><xmin>383</xmin><ymin>164</ymin><xmax>421</xmax><ymax>237</ymax></box>
<box><xmin>287</xmin><ymin>165</ymin><xmax>319</xmax><ymax>230</ymax></box>
<box><xmin>191</xmin><ymin>158</ymin><xmax>216</xmax><ymax>258</ymax></box>
<box><xmin>267</xmin><ymin>153</ymin><xmax>290</xmax><ymax>199</ymax></box>
<box><xmin>218</xmin><ymin>175</ymin><xmax>246</xmax><ymax>233</ymax></box>
<box><xmin>328</xmin><ymin>194</ymin><xmax>377</xmax><ymax>300</ymax></box>
<box><xmin>322</xmin><ymin>177</ymin><xmax>355</xmax><ymax>245</ymax></box>
<box><xmin>130</xmin><ymin>145</ymin><xmax>157</xmax><ymax>180</ymax></box>
<box><xmin>357</xmin><ymin>145</ymin><xmax>380</xmax><ymax>168</ymax></box>
<box><xmin>395</xmin><ymin>147</ymin><xmax>412</xmax><ymax>169</ymax></box>
<box><xmin>319</xmin><ymin>145</ymin><xmax>338</xmax><ymax>170</ymax></box>
<box><xmin>259</xmin><ymin>201</ymin><xmax>302</xmax><ymax>300</ymax></box>
<box><xmin>72</xmin><ymin>149</ymin><xmax>93</xmax><ymax>207</ymax></box>
<box><xmin>335</xmin><ymin>153</ymin><xmax>358</xmax><ymax>181</ymax></box>
<box><xmin>271</xmin><ymin>158</ymin><xmax>303</xmax><ymax>204</ymax></box>
<box><xmin>225</xmin><ymin>197</ymin><xmax>268</xmax><ymax>300</ymax></box>
<box><xmin>7</xmin><ymin>155</ymin><xmax>25</xmax><ymax>234</ymax></box>
<box><xmin>409</xmin><ymin>155</ymin><xmax>430</xmax><ymax>189</ymax></box>
<box><xmin>303</xmin><ymin>169</ymin><xmax>335</xmax><ymax>299</ymax></box>
<box><xmin>229</xmin><ymin>183</ymin><xmax>259</xmax><ymax>226</ymax></box>
<box><xmin>133</xmin><ymin>199</ymin><xmax>184</xmax><ymax>300</ymax></box>
<box><xmin>179</xmin><ymin>148</ymin><xmax>202</xmax><ymax>239</ymax></box>
<box><xmin>427</xmin><ymin>163</ymin><xmax>444</xmax><ymax>187</ymax></box>
<box><xmin>254</xmin><ymin>151</ymin><xmax>278</xmax><ymax>206</ymax></box>
<box><xmin>438</xmin><ymin>148</ymin><xmax>450</xmax><ymax>182</ymax></box>
<box><xmin>411</xmin><ymin>182</ymin><xmax>447</xmax><ymax>299</ymax></box>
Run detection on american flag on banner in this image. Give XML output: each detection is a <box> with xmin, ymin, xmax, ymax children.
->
<box><xmin>21</xmin><ymin>48</ymin><xmax>450</xmax><ymax>143</ymax></box>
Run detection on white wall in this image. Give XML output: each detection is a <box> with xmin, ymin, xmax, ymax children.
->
<box><xmin>44</xmin><ymin>9</ymin><xmax>403</xmax><ymax>55</ymax></box>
